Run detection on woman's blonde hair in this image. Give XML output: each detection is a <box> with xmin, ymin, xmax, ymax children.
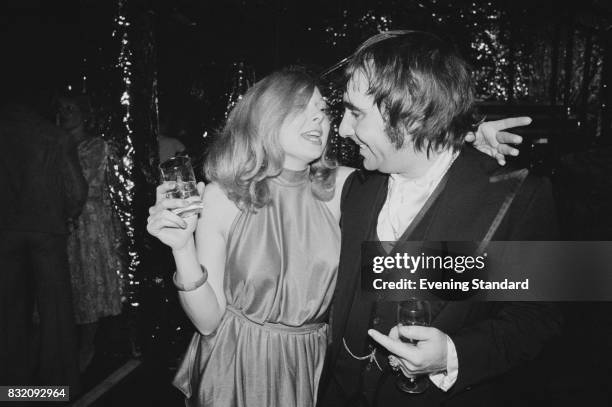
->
<box><xmin>205</xmin><ymin>67</ymin><xmax>336</xmax><ymax>211</ymax></box>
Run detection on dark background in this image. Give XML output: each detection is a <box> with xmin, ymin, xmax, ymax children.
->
<box><xmin>3</xmin><ymin>0</ymin><xmax>611</xmax><ymax>137</ymax></box>
<box><xmin>1</xmin><ymin>1</ymin><xmax>611</xmax><ymax>405</ymax></box>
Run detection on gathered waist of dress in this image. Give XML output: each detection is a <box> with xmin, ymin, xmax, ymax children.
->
<box><xmin>225</xmin><ymin>305</ymin><xmax>327</xmax><ymax>335</ymax></box>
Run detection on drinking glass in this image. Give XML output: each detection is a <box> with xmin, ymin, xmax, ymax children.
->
<box><xmin>395</xmin><ymin>299</ymin><xmax>431</xmax><ymax>393</ymax></box>
<box><xmin>159</xmin><ymin>156</ymin><xmax>203</xmax><ymax>218</ymax></box>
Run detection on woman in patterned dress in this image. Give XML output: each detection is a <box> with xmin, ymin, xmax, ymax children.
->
<box><xmin>58</xmin><ymin>95</ymin><xmax>123</xmax><ymax>371</ymax></box>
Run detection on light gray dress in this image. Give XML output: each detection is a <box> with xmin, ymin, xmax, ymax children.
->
<box><xmin>173</xmin><ymin>168</ymin><xmax>341</xmax><ymax>407</ymax></box>
<box><xmin>67</xmin><ymin>136</ymin><xmax>123</xmax><ymax>324</ymax></box>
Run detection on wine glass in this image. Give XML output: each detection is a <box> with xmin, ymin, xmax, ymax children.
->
<box><xmin>394</xmin><ymin>299</ymin><xmax>431</xmax><ymax>393</ymax></box>
<box><xmin>159</xmin><ymin>156</ymin><xmax>203</xmax><ymax>218</ymax></box>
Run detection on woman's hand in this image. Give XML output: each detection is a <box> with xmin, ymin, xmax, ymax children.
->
<box><xmin>466</xmin><ymin>117</ymin><xmax>531</xmax><ymax>166</ymax></box>
<box><xmin>146</xmin><ymin>182</ymin><xmax>205</xmax><ymax>251</ymax></box>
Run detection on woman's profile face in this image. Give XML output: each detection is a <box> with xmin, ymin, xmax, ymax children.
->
<box><xmin>278</xmin><ymin>87</ymin><xmax>330</xmax><ymax>170</ymax></box>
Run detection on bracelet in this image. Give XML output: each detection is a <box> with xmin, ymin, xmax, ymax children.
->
<box><xmin>173</xmin><ymin>265</ymin><xmax>208</xmax><ymax>291</ymax></box>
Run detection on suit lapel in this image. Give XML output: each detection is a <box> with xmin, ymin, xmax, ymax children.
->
<box><xmin>417</xmin><ymin>147</ymin><xmax>501</xmax><ymax>242</ymax></box>
<box><xmin>331</xmin><ymin>172</ymin><xmax>388</xmax><ymax>359</ymax></box>
<box><xmin>413</xmin><ymin>147</ymin><xmax>506</xmax><ymax>332</ymax></box>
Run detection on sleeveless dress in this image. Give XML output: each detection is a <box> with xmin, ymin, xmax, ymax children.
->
<box><xmin>173</xmin><ymin>168</ymin><xmax>341</xmax><ymax>407</ymax></box>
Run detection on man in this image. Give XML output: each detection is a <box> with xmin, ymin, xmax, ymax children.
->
<box><xmin>319</xmin><ymin>31</ymin><xmax>560</xmax><ymax>406</ymax></box>
<box><xmin>0</xmin><ymin>94</ymin><xmax>87</xmax><ymax>392</ymax></box>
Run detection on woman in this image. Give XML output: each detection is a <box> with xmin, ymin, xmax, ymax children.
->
<box><xmin>146</xmin><ymin>67</ymin><xmax>521</xmax><ymax>407</ymax></box>
<box><xmin>58</xmin><ymin>95</ymin><xmax>124</xmax><ymax>371</ymax></box>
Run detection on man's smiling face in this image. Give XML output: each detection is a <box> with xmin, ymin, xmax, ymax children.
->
<box><xmin>339</xmin><ymin>70</ymin><xmax>427</xmax><ymax>175</ymax></box>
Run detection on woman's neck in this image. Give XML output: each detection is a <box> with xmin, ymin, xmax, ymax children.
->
<box><xmin>282</xmin><ymin>157</ymin><xmax>309</xmax><ymax>171</ymax></box>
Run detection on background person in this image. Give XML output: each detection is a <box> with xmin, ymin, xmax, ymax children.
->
<box><xmin>0</xmin><ymin>89</ymin><xmax>87</xmax><ymax>392</ymax></box>
<box><xmin>57</xmin><ymin>94</ymin><xmax>124</xmax><ymax>372</ymax></box>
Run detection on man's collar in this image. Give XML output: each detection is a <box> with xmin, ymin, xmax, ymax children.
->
<box><xmin>390</xmin><ymin>148</ymin><xmax>458</xmax><ymax>188</ymax></box>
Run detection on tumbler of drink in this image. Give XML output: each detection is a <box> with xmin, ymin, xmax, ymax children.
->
<box><xmin>159</xmin><ymin>156</ymin><xmax>203</xmax><ymax>218</ymax></box>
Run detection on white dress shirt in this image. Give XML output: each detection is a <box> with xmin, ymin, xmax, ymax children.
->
<box><xmin>376</xmin><ymin>148</ymin><xmax>459</xmax><ymax>391</ymax></box>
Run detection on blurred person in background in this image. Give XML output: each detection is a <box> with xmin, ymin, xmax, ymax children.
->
<box><xmin>158</xmin><ymin>112</ymin><xmax>187</xmax><ymax>163</ymax></box>
<box><xmin>57</xmin><ymin>93</ymin><xmax>124</xmax><ymax>372</ymax></box>
<box><xmin>0</xmin><ymin>85</ymin><xmax>87</xmax><ymax>392</ymax></box>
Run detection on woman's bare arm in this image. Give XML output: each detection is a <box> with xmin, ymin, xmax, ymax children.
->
<box><xmin>171</xmin><ymin>182</ymin><xmax>239</xmax><ymax>335</ymax></box>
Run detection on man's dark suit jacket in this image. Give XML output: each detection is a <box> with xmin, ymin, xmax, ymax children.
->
<box><xmin>319</xmin><ymin>146</ymin><xmax>561</xmax><ymax>407</ymax></box>
<box><xmin>0</xmin><ymin>104</ymin><xmax>87</xmax><ymax>233</ymax></box>
<box><xmin>0</xmin><ymin>104</ymin><xmax>87</xmax><ymax>390</ymax></box>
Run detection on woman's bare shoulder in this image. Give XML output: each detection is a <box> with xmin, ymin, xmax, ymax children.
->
<box><xmin>199</xmin><ymin>182</ymin><xmax>240</xmax><ymax>236</ymax></box>
<box><xmin>324</xmin><ymin>166</ymin><xmax>356</xmax><ymax>220</ymax></box>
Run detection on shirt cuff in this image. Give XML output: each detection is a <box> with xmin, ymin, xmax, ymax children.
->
<box><xmin>429</xmin><ymin>335</ymin><xmax>459</xmax><ymax>392</ymax></box>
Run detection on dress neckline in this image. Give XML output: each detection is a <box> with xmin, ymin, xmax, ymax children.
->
<box><xmin>273</xmin><ymin>167</ymin><xmax>310</xmax><ymax>187</ymax></box>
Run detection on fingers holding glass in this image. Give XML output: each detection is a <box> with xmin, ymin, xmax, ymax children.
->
<box><xmin>159</xmin><ymin>156</ymin><xmax>204</xmax><ymax>217</ymax></box>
